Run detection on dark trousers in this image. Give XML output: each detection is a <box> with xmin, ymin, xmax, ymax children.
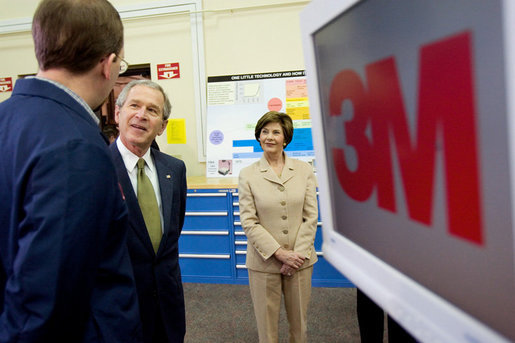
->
<box><xmin>357</xmin><ymin>289</ymin><xmax>418</xmax><ymax>343</ymax></box>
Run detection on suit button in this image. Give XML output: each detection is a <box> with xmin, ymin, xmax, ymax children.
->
<box><xmin>280</xmin><ymin>201</ymin><xmax>286</xmax><ymax>206</ymax></box>
<box><xmin>282</xmin><ymin>215</ymin><xmax>287</xmax><ymax>220</ymax></box>
<box><xmin>283</xmin><ymin>230</ymin><xmax>288</xmax><ymax>234</ymax></box>
<box><xmin>152</xmin><ymin>290</ymin><xmax>158</xmax><ymax>298</ymax></box>
<box><xmin>284</xmin><ymin>244</ymin><xmax>289</xmax><ymax>249</ymax></box>
<box><xmin>278</xmin><ymin>185</ymin><xmax>285</xmax><ymax>191</ymax></box>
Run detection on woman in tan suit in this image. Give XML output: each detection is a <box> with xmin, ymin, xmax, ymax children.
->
<box><xmin>238</xmin><ymin>111</ymin><xmax>318</xmax><ymax>343</ymax></box>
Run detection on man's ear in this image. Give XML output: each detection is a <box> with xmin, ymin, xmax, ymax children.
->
<box><xmin>114</xmin><ymin>104</ymin><xmax>121</xmax><ymax>124</ymax></box>
<box><xmin>100</xmin><ymin>53</ymin><xmax>117</xmax><ymax>80</ymax></box>
<box><xmin>157</xmin><ymin>119</ymin><xmax>168</xmax><ymax>136</ymax></box>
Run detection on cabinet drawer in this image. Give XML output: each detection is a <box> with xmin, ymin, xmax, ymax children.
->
<box><xmin>314</xmin><ymin>225</ymin><xmax>323</xmax><ymax>251</ymax></box>
<box><xmin>235</xmin><ymin>238</ymin><xmax>247</xmax><ymax>247</ymax></box>
<box><xmin>179</xmin><ymin>231</ymin><xmax>230</xmax><ymax>254</ymax></box>
<box><xmin>235</xmin><ymin>250</ymin><xmax>247</xmax><ymax>265</ymax></box>
<box><xmin>184</xmin><ymin>214</ymin><xmax>229</xmax><ymax>230</ymax></box>
<box><xmin>236</xmin><ymin>262</ymin><xmax>248</xmax><ymax>278</ymax></box>
<box><xmin>234</xmin><ymin>229</ymin><xmax>245</xmax><ymax>241</ymax></box>
<box><xmin>179</xmin><ymin>256</ymin><xmax>232</xmax><ymax>277</ymax></box>
<box><xmin>186</xmin><ymin>192</ymin><xmax>228</xmax><ymax>211</ymax></box>
<box><xmin>232</xmin><ymin>198</ymin><xmax>239</xmax><ymax>213</ymax></box>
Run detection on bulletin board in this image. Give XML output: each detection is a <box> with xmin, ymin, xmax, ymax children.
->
<box><xmin>206</xmin><ymin>70</ymin><xmax>315</xmax><ymax>177</ymax></box>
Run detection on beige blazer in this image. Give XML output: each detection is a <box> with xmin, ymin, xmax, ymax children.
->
<box><xmin>238</xmin><ymin>154</ymin><xmax>318</xmax><ymax>273</ymax></box>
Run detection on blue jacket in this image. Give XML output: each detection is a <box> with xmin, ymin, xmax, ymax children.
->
<box><xmin>0</xmin><ymin>78</ymin><xmax>142</xmax><ymax>342</ymax></box>
<box><xmin>110</xmin><ymin>143</ymin><xmax>186</xmax><ymax>343</ymax></box>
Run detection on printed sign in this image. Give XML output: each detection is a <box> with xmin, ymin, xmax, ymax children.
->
<box><xmin>157</xmin><ymin>63</ymin><xmax>180</xmax><ymax>80</ymax></box>
<box><xmin>312</xmin><ymin>0</ymin><xmax>515</xmax><ymax>339</ymax></box>
<box><xmin>0</xmin><ymin>77</ymin><xmax>13</xmax><ymax>92</ymax></box>
<box><xmin>206</xmin><ymin>71</ymin><xmax>314</xmax><ymax>177</ymax></box>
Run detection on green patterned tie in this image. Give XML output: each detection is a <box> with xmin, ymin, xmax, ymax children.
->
<box><xmin>137</xmin><ymin>158</ymin><xmax>162</xmax><ymax>253</ymax></box>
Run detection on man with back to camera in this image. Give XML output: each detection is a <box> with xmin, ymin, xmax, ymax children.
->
<box><xmin>110</xmin><ymin>80</ymin><xmax>187</xmax><ymax>343</ymax></box>
<box><xmin>0</xmin><ymin>0</ymin><xmax>142</xmax><ymax>342</ymax></box>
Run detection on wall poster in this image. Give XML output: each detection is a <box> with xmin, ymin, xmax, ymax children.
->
<box><xmin>206</xmin><ymin>70</ymin><xmax>315</xmax><ymax>177</ymax></box>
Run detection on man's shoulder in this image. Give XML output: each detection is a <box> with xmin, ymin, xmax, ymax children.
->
<box><xmin>152</xmin><ymin>148</ymin><xmax>179</xmax><ymax>162</ymax></box>
<box><xmin>3</xmin><ymin>78</ymin><xmax>98</xmax><ymax>136</ymax></box>
<box><xmin>152</xmin><ymin>148</ymin><xmax>185</xmax><ymax>170</ymax></box>
<box><xmin>9</xmin><ymin>78</ymin><xmax>71</xmax><ymax>108</ymax></box>
<box><xmin>2</xmin><ymin>106</ymin><xmax>105</xmax><ymax>160</ymax></box>
<box><xmin>2</xmin><ymin>79</ymin><xmax>66</xmax><ymax>115</ymax></box>
<box><xmin>108</xmin><ymin>141</ymin><xmax>119</xmax><ymax>154</ymax></box>
<box><xmin>108</xmin><ymin>143</ymin><xmax>124</xmax><ymax>168</ymax></box>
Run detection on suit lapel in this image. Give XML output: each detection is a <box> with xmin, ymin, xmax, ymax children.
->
<box><xmin>259</xmin><ymin>154</ymin><xmax>295</xmax><ymax>185</ymax></box>
<box><xmin>259</xmin><ymin>157</ymin><xmax>281</xmax><ymax>184</ymax></box>
<box><xmin>110</xmin><ymin>144</ymin><xmax>155</xmax><ymax>254</ymax></box>
<box><xmin>281</xmin><ymin>155</ymin><xmax>295</xmax><ymax>183</ymax></box>
<box><xmin>153</xmin><ymin>150</ymin><xmax>175</xmax><ymax>246</ymax></box>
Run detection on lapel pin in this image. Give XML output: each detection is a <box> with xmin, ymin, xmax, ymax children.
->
<box><xmin>166</xmin><ymin>174</ymin><xmax>171</xmax><ymax>179</ymax></box>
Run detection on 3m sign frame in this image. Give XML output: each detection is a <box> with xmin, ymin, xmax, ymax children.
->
<box><xmin>302</xmin><ymin>0</ymin><xmax>515</xmax><ymax>341</ymax></box>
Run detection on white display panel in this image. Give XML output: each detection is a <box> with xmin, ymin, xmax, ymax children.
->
<box><xmin>301</xmin><ymin>0</ymin><xmax>515</xmax><ymax>341</ymax></box>
<box><xmin>205</xmin><ymin>71</ymin><xmax>315</xmax><ymax>177</ymax></box>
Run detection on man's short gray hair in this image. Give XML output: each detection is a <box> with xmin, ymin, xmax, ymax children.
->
<box><xmin>116</xmin><ymin>80</ymin><xmax>172</xmax><ymax>120</ymax></box>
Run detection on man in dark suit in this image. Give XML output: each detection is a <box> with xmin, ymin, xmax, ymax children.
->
<box><xmin>110</xmin><ymin>80</ymin><xmax>187</xmax><ymax>343</ymax></box>
<box><xmin>0</xmin><ymin>0</ymin><xmax>142</xmax><ymax>342</ymax></box>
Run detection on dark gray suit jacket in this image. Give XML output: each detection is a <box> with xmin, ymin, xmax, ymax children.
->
<box><xmin>110</xmin><ymin>143</ymin><xmax>187</xmax><ymax>343</ymax></box>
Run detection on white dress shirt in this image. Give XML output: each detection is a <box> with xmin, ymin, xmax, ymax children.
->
<box><xmin>116</xmin><ymin>138</ymin><xmax>164</xmax><ymax>233</ymax></box>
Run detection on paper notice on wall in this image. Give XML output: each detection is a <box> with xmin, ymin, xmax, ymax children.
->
<box><xmin>206</xmin><ymin>70</ymin><xmax>315</xmax><ymax>178</ymax></box>
<box><xmin>166</xmin><ymin>118</ymin><xmax>186</xmax><ymax>144</ymax></box>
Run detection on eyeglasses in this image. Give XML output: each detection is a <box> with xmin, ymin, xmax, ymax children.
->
<box><xmin>116</xmin><ymin>54</ymin><xmax>129</xmax><ymax>75</ymax></box>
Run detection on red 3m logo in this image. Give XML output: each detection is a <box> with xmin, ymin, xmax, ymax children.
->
<box><xmin>329</xmin><ymin>31</ymin><xmax>483</xmax><ymax>245</ymax></box>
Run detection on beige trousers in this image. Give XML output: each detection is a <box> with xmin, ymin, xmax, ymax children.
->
<box><xmin>248</xmin><ymin>266</ymin><xmax>313</xmax><ymax>343</ymax></box>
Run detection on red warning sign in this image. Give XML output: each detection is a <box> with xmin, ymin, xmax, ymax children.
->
<box><xmin>0</xmin><ymin>77</ymin><xmax>13</xmax><ymax>93</ymax></box>
<box><xmin>157</xmin><ymin>63</ymin><xmax>180</xmax><ymax>80</ymax></box>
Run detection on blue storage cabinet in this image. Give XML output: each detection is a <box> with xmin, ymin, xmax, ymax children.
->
<box><xmin>179</xmin><ymin>188</ymin><xmax>234</xmax><ymax>283</ymax></box>
<box><xmin>180</xmin><ymin>177</ymin><xmax>352</xmax><ymax>287</ymax></box>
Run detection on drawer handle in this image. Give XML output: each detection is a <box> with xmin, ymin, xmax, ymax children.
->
<box><xmin>179</xmin><ymin>254</ymin><xmax>230</xmax><ymax>259</ymax></box>
<box><xmin>181</xmin><ymin>230</ymin><xmax>229</xmax><ymax>235</ymax></box>
<box><xmin>187</xmin><ymin>193</ymin><xmax>226</xmax><ymax>197</ymax></box>
<box><xmin>185</xmin><ymin>211</ymin><xmax>227</xmax><ymax>216</ymax></box>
